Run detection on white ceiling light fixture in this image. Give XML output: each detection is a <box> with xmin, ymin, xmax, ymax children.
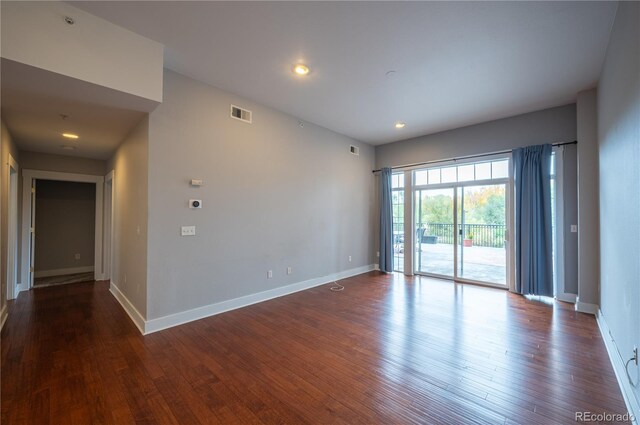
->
<box><xmin>293</xmin><ymin>64</ymin><xmax>310</xmax><ymax>76</ymax></box>
<box><xmin>62</xmin><ymin>133</ymin><xmax>79</xmax><ymax>139</ymax></box>
<box><xmin>395</xmin><ymin>122</ymin><xmax>406</xmax><ymax>129</ymax></box>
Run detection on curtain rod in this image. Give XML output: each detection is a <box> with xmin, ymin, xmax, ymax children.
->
<box><xmin>371</xmin><ymin>140</ymin><xmax>577</xmax><ymax>173</ymax></box>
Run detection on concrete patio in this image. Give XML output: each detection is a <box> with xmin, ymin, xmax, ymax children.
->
<box><xmin>395</xmin><ymin>243</ymin><xmax>506</xmax><ymax>285</ymax></box>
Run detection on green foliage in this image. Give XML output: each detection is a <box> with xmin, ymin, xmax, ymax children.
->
<box><xmin>419</xmin><ymin>194</ymin><xmax>452</xmax><ymax>224</ymax></box>
<box><xmin>415</xmin><ymin>186</ymin><xmax>505</xmax><ymax>226</ymax></box>
<box><xmin>462</xmin><ymin>186</ymin><xmax>505</xmax><ymax>225</ymax></box>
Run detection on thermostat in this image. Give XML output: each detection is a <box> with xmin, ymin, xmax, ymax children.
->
<box><xmin>189</xmin><ymin>199</ymin><xmax>202</xmax><ymax>209</ymax></box>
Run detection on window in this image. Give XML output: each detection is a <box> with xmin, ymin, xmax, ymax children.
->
<box><xmin>415</xmin><ymin>170</ymin><xmax>428</xmax><ymax>186</ymax></box>
<box><xmin>428</xmin><ymin>169</ymin><xmax>440</xmax><ymax>184</ymax></box>
<box><xmin>491</xmin><ymin>160</ymin><xmax>509</xmax><ymax>179</ymax></box>
<box><xmin>392</xmin><ymin>173</ymin><xmax>405</xmax><ymax>272</ymax></box>
<box><xmin>475</xmin><ymin>162</ymin><xmax>492</xmax><ymax>180</ymax></box>
<box><xmin>457</xmin><ymin>164</ymin><xmax>474</xmax><ymax>182</ymax></box>
<box><xmin>441</xmin><ymin>167</ymin><xmax>457</xmax><ymax>183</ymax></box>
<box><xmin>413</xmin><ymin>158</ymin><xmax>510</xmax><ymax>187</ymax></box>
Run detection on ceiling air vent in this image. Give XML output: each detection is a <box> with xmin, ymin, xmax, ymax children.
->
<box><xmin>350</xmin><ymin>145</ymin><xmax>360</xmax><ymax>156</ymax></box>
<box><xmin>230</xmin><ymin>104</ymin><xmax>252</xmax><ymax>123</ymax></box>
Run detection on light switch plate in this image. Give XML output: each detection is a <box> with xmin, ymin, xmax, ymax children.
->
<box><xmin>181</xmin><ymin>226</ymin><xmax>196</xmax><ymax>236</ymax></box>
<box><xmin>571</xmin><ymin>225</ymin><xmax>578</xmax><ymax>233</ymax></box>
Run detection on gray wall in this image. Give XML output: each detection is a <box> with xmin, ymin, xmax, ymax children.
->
<box><xmin>19</xmin><ymin>151</ymin><xmax>106</xmax><ymax>176</ymax></box>
<box><xmin>376</xmin><ymin>105</ymin><xmax>578</xmax><ymax>294</ymax></box>
<box><xmin>598</xmin><ymin>0</ymin><xmax>639</xmax><ymax>405</ymax></box>
<box><xmin>562</xmin><ymin>143</ymin><xmax>578</xmax><ymax>295</ymax></box>
<box><xmin>34</xmin><ymin>180</ymin><xmax>95</xmax><ymax>273</ymax></box>
<box><xmin>107</xmin><ymin>115</ymin><xmax>149</xmax><ymax>318</ymax></box>
<box><xmin>146</xmin><ymin>70</ymin><xmax>375</xmax><ymax>320</ymax></box>
<box><xmin>576</xmin><ymin>89</ymin><xmax>599</xmax><ymax>307</ymax></box>
<box><xmin>1</xmin><ymin>121</ymin><xmax>19</xmax><ymax>313</ymax></box>
<box><xmin>375</xmin><ymin>105</ymin><xmax>576</xmax><ymax>169</ymax></box>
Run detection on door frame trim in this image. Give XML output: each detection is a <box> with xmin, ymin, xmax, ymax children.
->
<box><xmin>21</xmin><ymin>170</ymin><xmax>105</xmax><ymax>293</ymax></box>
<box><xmin>103</xmin><ymin>170</ymin><xmax>115</xmax><ymax>282</ymax></box>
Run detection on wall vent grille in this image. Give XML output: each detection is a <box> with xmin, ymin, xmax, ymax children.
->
<box><xmin>230</xmin><ymin>105</ymin><xmax>252</xmax><ymax>123</ymax></box>
<box><xmin>350</xmin><ymin>145</ymin><xmax>360</xmax><ymax>156</ymax></box>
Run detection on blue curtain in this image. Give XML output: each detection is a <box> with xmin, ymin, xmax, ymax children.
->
<box><xmin>513</xmin><ymin>144</ymin><xmax>553</xmax><ymax>296</ymax></box>
<box><xmin>379</xmin><ymin>167</ymin><xmax>394</xmax><ymax>273</ymax></box>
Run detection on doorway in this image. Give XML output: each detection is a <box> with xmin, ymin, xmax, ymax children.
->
<box><xmin>6</xmin><ymin>154</ymin><xmax>19</xmax><ymax>299</ymax></box>
<box><xmin>413</xmin><ymin>157</ymin><xmax>512</xmax><ymax>287</ymax></box>
<box><xmin>21</xmin><ymin>170</ymin><xmax>104</xmax><ymax>291</ymax></box>
<box><xmin>32</xmin><ymin>180</ymin><xmax>97</xmax><ymax>287</ymax></box>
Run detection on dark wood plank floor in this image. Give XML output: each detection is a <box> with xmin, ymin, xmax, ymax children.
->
<box><xmin>1</xmin><ymin>272</ymin><xmax>629</xmax><ymax>424</ymax></box>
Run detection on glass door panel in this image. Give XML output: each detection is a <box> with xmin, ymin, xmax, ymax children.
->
<box><xmin>415</xmin><ymin>188</ymin><xmax>455</xmax><ymax>277</ymax></box>
<box><xmin>456</xmin><ymin>184</ymin><xmax>507</xmax><ymax>285</ymax></box>
<box><xmin>392</xmin><ymin>189</ymin><xmax>404</xmax><ymax>272</ymax></box>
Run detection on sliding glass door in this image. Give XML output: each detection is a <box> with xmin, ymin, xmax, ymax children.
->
<box><xmin>412</xmin><ymin>157</ymin><xmax>511</xmax><ymax>287</ymax></box>
<box><xmin>456</xmin><ymin>184</ymin><xmax>507</xmax><ymax>285</ymax></box>
<box><xmin>415</xmin><ymin>188</ymin><xmax>455</xmax><ymax>277</ymax></box>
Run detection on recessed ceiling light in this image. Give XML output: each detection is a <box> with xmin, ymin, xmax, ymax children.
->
<box><xmin>62</xmin><ymin>133</ymin><xmax>79</xmax><ymax>139</ymax></box>
<box><xmin>60</xmin><ymin>145</ymin><xmax>76</xmax><ymax>151</ymax></box>
<box><xmin>395</xmin><ymin>122</ymin><xmax>406</xmax><ymax>129</ymax></box>
<box><xmin>293</xmin><ymin>64</ymin><xmax>310</xmax><ymax>76</ymax></box>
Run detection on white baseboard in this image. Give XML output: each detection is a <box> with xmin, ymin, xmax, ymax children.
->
<box><xmin>575</xmin><ymin>300</ymin><xmax>599</xmax><ymax>314</ymax></box>
<box><xmin>556</xmin><ymin>293</ymin><xmax>577</xmax><ymax>303</ymax></box>
<box><xmin>35</xmin><ymin>266</ymin><xmax>94</xmax><ymax>278</ymax></box>
<box><xmin>596</xmin><ymin>310</ymin><xmax>639</xmax><ymax>424</ymax></box>
<box><xmin>144</xmin><ymin>264</ymin><xmax>377</xmax><ymax>335</ymax></box>
<box><xmin>109</xmin><ymin>281</ymin><xmax>146</xmax><ymax>334</ymax></box>
<box><xmin>0</xmin><ymin>304</ymin><xmax>7</xmax><ymax>330</ymax></box>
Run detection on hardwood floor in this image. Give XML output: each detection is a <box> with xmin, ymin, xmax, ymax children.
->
<box><xmin>1</xmin><ymin>272</ymin><xmax>629</xmax><ymax>424</ymax></box>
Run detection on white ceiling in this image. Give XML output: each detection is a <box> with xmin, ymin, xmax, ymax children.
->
<box><xmin>1</xmin><ymin>59</ymin><xmax>149</xmax><ymax>159</ymax></box>
<box><xmin>73</xmin><ymin>1</ymin><xmax>617</xmax><ymax>146</ymax></box>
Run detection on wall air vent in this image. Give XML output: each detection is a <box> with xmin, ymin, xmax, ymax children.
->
<box><xmin>350</xmin><ymin>145</ymin><xmax>360</xmax><ymax>156</ymax></box>
<box><xmin>230</xmin><ymin>104</ymin><xmax>252</xmax><ymax>123</ymax></box>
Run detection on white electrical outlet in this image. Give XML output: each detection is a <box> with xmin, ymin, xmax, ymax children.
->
<box><xmin>267</xmin><ymin>270</ymin><xmax>273</xmax><ymax>279</ymax></box>
<box><xmin>634</xmin><ymin>346</ymin><xmax>638</xmax><ymax>365</ymax></box>
<box><xmin>75</xmin><ymin>253</ymin><xmax>81</xmax><ymax>260</ymax></box>
<box><xmin>348</xmin><ymin>256</ymin><xmax>352</xmax><ymax>262</ymax></box>
<box><xmin>287</xmin><ymin>267</ymin><xmax>292</xmax><ymax>275</ymax></box>
<box><xmin>570</xmin><ymin>224</ymin><xmax>578</xmax><ymax>233</ymax></box>
<box><xmin>181</xmin><ymin>226</ymin><xmax>196</xmax><ymax>236</ymax></box>
<box><xmin>376</xmin><ymin>251</ymin><xmax>380</xmax><ymax>258</ymax></box>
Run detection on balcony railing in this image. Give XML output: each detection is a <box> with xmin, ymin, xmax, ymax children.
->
<box><xmin>416</xmin><ymin>223</ymin><xmax>506</xmax><ymax>248</ymax></box>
